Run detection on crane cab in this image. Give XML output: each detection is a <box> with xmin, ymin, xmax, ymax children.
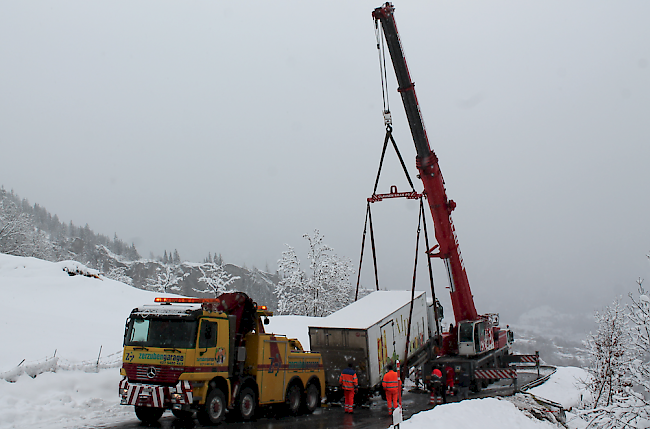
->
<box><xmin>457</xmin><ymin>320</ymin><xmax>495</xmax><ymax>356</ymax></box>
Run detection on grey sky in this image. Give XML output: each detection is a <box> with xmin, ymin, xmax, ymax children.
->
<box><xmin>1</xmin><ymin>1</ymin><xmax>649</xmax><ymax>330</ymax></box>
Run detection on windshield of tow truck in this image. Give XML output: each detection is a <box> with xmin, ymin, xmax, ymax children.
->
<box><xmin>124</xmin><ymin>317</ymin><xmax>197</xmax><ymax>349</ymax></box>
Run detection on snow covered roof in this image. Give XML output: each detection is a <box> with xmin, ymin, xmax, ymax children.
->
<box><xmin>132</xmin><ymin>304</ymin><xmax>202</xmax><ymax>317</ymax></box>
<box><xmin>310</xmin><ymin>290</ymin><xmax>426</xmax><ymax>329</ymax></box>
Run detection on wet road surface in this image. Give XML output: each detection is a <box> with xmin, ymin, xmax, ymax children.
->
<box><xmin>100</xmin><ymin>371</ymin><xmax>538</xmax><ymax>429</ymax></box>
<box><xmin>101</xmin><ymin>390</ymin><xmax>431</xmax><ymax>429</ymax></box>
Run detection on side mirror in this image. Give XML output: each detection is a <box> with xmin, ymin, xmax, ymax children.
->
<box><xmin>264</xmin><ymin>317</ymin><xmax>270</xmax><ymax>325</ymax></box>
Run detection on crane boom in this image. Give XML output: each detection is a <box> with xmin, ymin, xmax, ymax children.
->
<box><xmin>373</xmin><ymin>3</ymin><xmax>478</xmax><ymax>323</ymax></box>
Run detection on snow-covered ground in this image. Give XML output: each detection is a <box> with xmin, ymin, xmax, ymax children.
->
<box><xmin>0</xmin><ymin>253</ymin><xmax>591</xmax><ymax>429</ymax></box>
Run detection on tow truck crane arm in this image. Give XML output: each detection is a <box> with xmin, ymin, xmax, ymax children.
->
<box><xmin>372</xmin><ymin>2</ymin><xmax>478</xmax><ymax>324</ymax></box>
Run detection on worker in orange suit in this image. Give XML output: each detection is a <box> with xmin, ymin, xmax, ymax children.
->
<box><xmin>339</xmin><ymin>362</ymin><xmax>359</xmax><ymax>413</ymax></box>
<box><xmin>445</xmin><ymin>365</ymin><xmax>456</xmax><ymax>402</ymax></box>
<box><xmin>430</xmin><ymin>367</ymin><xmax>444</xmax><ymax>406</ymax></box>
<box><xmin>382</xmin><ymin>363</ymin><xmax>402</xmax><ymax>415</ymax></box>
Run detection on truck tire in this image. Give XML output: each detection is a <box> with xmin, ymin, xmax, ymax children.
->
<box><xmin>198</xmin><ymin>388</ymin><xmax>226</xmax><ymax>425</ymax></box>
<box><xmin>135</xmin><ymin>406</ymin><xmax>164</xmax><ymax>423</ymax></box>
<box><xmin>302</xmin><ymin>383</ymin><xmax>320</xmax><ymax>414</ymax></box>
<box><xmin>237</xmin><ymin>387</ymin><xmax>257</xmax><ymax>421</ymax></box>
<box><xmin>286</xmin><ymin>384</ymin><xmax>302</xmax><ymax>415</ymax></box>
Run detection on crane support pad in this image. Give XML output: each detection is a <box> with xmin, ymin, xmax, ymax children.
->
<box><xmin>474</xmin><ymin>369</ymin><xmax>517</xmax><ymax>380</ymax></box>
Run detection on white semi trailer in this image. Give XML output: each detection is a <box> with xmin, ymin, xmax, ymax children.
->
<box><xmin>308</xmin><ymin>291</ymin><xmax>430</xmax><ymax>402</ymax></box>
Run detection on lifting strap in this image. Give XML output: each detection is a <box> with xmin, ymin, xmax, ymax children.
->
<box><xmin>373</xmin><ymin>126</ymin><xmax>417</xmax><ymax>195</ymax></box>
<box><xmin>355</xmin><ymin>201</ymin><xmax>380</xmax><ymax>300</ymax></box>
<box><xmin>355</xmin><ymin>124</ymin><xmax>439</xmax><ymax>303</ymax></box>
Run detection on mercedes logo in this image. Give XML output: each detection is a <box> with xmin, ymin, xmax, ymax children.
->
<box><xmin>146</xmin><ymin>367</ymin><xmax>157</xmax><ymax>379</ymax></box>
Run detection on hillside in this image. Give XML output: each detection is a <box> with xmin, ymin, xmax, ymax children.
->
<box><xmin>0</xmin><ymin>188</ymin><xmax>281</xmax><ymax>309</ymax></box>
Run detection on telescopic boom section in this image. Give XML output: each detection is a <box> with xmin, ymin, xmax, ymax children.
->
<box><xmin>373</xmin><ymin>3</ymin><xmax>478</xmax><ymax>323</ymax></box>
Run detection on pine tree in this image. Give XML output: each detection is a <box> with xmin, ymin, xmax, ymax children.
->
<box><xmin>0</xmin><ymin>190</ymin><xmax>33</xmax><ymax>256</ymax></box>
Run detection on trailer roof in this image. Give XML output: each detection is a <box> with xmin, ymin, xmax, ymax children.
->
<box><xmin>310</xmin><ymin>290</ymin><xmax>426</xmax><ymax>329</ymax></box>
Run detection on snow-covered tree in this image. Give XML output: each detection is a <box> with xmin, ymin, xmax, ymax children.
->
<box><xmin>275</xmin><ymin>230</ymin><xmax>354</xmax><ymax>317</ymax></box>
<box><xmin>276</xmin><ymin>245</ymin><xmax>308</xmax><ymax>315</ymax></box>
<box><xmin>145</xmin><ymin>264</ymin><xmax>187</xmax><ymax>293</ymax></box>
<box><xmin>625</xmin><ymin>278</ymin><xmax>650</xmax><ymax>422</ymax></box>
<box><xmin>104</xmin><ymin>266</ymin><xmax>133</xmax><ymax>285</ymax></box>
<box><xmin>193</xmin><ymin>262</ymin><xmax>240</xmax><ymax>297</ymax></box>
<box><xmin>584</xmin><ymin>298</ymin><xmax>633</xmax><ymax>409</ymax></box>
<box><xmin>579</xmin><ymin>269</ymin><xmax>650</xmax><ymax>428</ymax></box>
<box><xmin>0</xmin><ymin>192</ymin><xmax>31</xmax><ymax>255</ymax></box>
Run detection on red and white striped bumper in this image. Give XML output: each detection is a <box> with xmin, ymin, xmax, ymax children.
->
<box><xmin>474</xmin><ymin>369</ymin><xmax>517</xmax><ymax>380</ymax></box>
<box><xmin>119</xmin><ymin>378</ymin><xmax>193</xmax><ymax>408</ymax></box>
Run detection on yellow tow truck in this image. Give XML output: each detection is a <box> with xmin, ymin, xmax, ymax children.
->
<box><xmin>119</xmin><ymin>292</ymin><xmax>324</xmax><ymax>425</ymax></box>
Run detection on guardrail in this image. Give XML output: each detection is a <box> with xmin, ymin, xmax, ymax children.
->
<box><xmin>519</xmin><ymin>365</ymin><xmax>556</xmax><ymax>392</ymax></box>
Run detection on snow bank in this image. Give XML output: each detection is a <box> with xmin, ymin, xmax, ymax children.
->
<box><xmin>395</xmin><ymin>397</ymin><xmax>556</xmax><ymax>429</ymax></box>
<box><xmin>0</xmin><ymin>253</ymin><xmax>179</xmax><ymax>374</ymax></box>
<box><xmin>527</xmin><ymin>366</ymin><xmax>591</xmax><ymax>409</ymax></box>
<box><xmin>0</xmin><ymin>368</ymin><xmax>132</xmax><ymax>429</ymax></box>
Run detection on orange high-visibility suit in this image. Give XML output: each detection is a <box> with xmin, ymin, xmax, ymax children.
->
<box><xmin>382</xmin><ymin>369</ymin><xmax>402</xmax><ymax>415</ymax></box>
<box><xmin>430</xmin><ymin>368</ymin><xmax>444</xmax><ymax>405</ymax></box>
<box><xmin>339</xmin><ymin>366</ymin><xmax>359</xmax><ymax>413</ymax></box>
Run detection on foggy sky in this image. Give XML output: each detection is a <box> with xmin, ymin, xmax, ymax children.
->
<box><xmin>1</xmin><ymin>0</ymin><xmax>649</xmax><ymax>332</ymax></box>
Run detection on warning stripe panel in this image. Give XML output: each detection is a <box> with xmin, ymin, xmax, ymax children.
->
<box><xmin>177</xmin><ymin>380</ymin><xmax>193</xmax><ymax>404</ymax></box>
<box><xmin>121</xmin><ymin>380</ymin><xmax>193</xmax><ymax>407</ymax></box>
<box><xmin>519</xmin><ymin>355</ymin><xmax>539</xmax><ymax>363</ymax></box>
<box><xmin>152</xmin><ymin>387</ymin><xmax>165</xmax><ymax>407</ymax></box>
<box><xmin>127</xmin><ymin>385</ymin><xmax>141</xmax><ymax>404</ymax></box>
<box><xmin>475</xmin><ymin>369</ymin><xmax>517</xmax><ymax>379</ymax></box>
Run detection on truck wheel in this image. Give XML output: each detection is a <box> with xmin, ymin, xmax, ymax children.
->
<box><xmin>135</xmin><ymin>406</ymin><xmax>164</xmax><ymax>423</ymax></box>
<box><xmin>198</xmin><ymin>388</ymin><xmax>226</xmax><ymax>425</ymax></box>
<box><xmin>302</xmin><ymin>384</ymin><xmax>320</xmax><ymax>414</ymax></box>
<box><xmin>237</xmin><ymin>387</ymin><xmax>257</xmax><ymax>421</ymax></box>
<box><xmin>286</xmin><ymin>384</ymin><xmax>302</xmax><ymax>415</ymax></box>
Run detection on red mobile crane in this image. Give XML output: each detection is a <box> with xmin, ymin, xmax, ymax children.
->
<box><xmin>372</xmin><ymin>3</ymin><xmax>476</xmax><ymax>326</ymax></box>
<box><xmin>372</xmin><ymin>3</ymin><xmax>522</xmax><ymax>390</ymax></box>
